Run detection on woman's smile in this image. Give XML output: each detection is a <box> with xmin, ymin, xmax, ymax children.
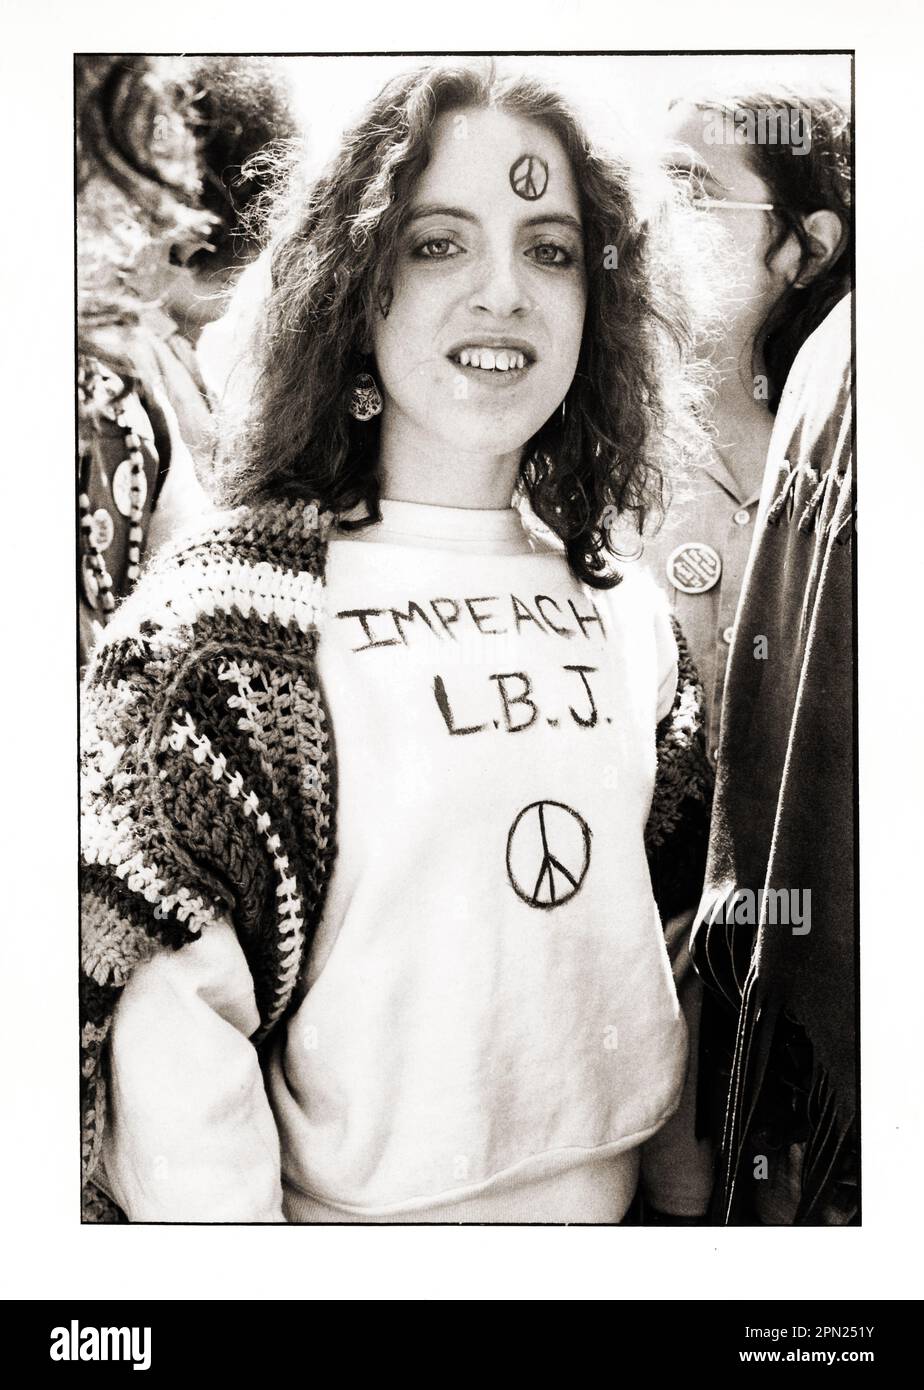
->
<box><xmin>447</xmin><ymin>335</ymin><xmax>536</xmax><ymax>385</ymax></box>
<box><xmin>452</xmin><ymin>358</ymin><xmax>532</xmax><ymax>388</ymax></box>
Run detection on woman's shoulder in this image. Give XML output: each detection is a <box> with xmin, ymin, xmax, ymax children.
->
<box><xmin>86</xmin><ymin>496</ymin><xmax>332</xmax><ymax>675</ymax></box>
<box><xmin>595</xmin><ymin>556</ymin><xmax>674</xmax><ymax>626</ymax></box>
<box><xmin>152</xmin><ymin>494</ymin><xmax>332</xmax><ymax>584</ymax></box>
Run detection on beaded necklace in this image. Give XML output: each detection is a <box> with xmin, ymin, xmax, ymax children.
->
<box><xmin>78</xmin><ymin>355</ymin><xmax>149</xmax><ymax>618</ymax></box>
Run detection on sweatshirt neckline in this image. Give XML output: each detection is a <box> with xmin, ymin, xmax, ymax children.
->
<box><xmin>359</xmin><ymin>498</ymin><xmax>527</xmax><ymax>543</ymax></box>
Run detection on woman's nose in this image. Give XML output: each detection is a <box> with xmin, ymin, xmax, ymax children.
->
<box><xmin>467</xmin><ymin>250</ymin><xmax>532</xmax><ymax>318</ymax></box>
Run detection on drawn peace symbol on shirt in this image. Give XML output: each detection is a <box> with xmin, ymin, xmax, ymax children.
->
<box><xmin>506</xmin><ymin>800</ymin><xmax>591</xmax><ymax>910</ymax></box>
<box><xmin>509</xmin><ymin>154</ymin><xmax>549</xmax><ymax>201</ymax></box>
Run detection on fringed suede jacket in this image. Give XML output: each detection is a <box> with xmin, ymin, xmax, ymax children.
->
<box><xmin>690</xmin><ymin>294</ymin><xmax>856</xmax><ymax>1226</ymax></box>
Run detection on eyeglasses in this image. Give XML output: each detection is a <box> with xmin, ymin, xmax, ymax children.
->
<box><xmin>691</xmin><ymin>197</ymin><xmax>777</xmax><ymax>212</ymax></box>
<box><xmin>666</xmin><ymin>163</ymin><xmax>777</xmax><ymax>214</ymax></box>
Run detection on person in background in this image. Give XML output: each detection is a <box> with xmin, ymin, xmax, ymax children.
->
<box><xmin>77</xmin><ymin>55</ymin><xmax>214</xmax><ymax>671</ymax></box>
<box><xmin>691</xmin><ymin>293</ymin><xmax>855</xmax><ymax>1226</ymax></box>
<box><xmin>130</xmin><ymin>57</ymin><xmax>302</xmax><ymax>484</ymax></box>
<box><xmin>78</xmin><ymin>58</ymin><xmax>302</xmax><ymax>672</ymax></box>
<box><xmin>637</xmin><ymin>87</ymin><xmax>852</xmax><ymax>1225</ymax></box>
<box><xmin>643</xmin><ymin>88</ymin><xmax>851</xmax><ymax>764</ymax></box>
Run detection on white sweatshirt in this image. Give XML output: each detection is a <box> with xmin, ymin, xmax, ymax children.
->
<box><xmin>99</xmin><ymin>499</ymin><xmax>691</xmax><ymax>1223</ymax></box>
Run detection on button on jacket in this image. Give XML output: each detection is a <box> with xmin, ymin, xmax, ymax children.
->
<box><xmin>640</xmin><ymin>450</ymin><xmax>761</xmax><ymax>762</ymax></box>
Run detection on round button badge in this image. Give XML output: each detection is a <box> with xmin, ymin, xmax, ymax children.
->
<box><xmin>112</xmin><ymin>459</ymin><xmax>147</xmax><ymax>518</ymax></box>
<box><xmin>90</xmin><ymin>508</ymin><xmax>114</xmax><ymax>552</ymax></box>
<box><xmin>666</xmin><ymin>542</ymin><xmax>722</xmax><ymax>595</ymax></box>
<box><xmin>81</xmin><ymin>554</ymin><xmax>100</xmax><ymax>609</ymax></box>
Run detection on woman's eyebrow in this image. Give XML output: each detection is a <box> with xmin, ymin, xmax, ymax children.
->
<box><xmin>405</xmin><ymin>204</ymin><xmax>583</xmax><ymax>232</ymax></box>
<box><xmin>405</xmin><ymin>204</ymin><xmax>478</xmax><ymax>225</ymax></box>
<box><xmin>519</xmin><ymin>212</ymin><xmax>583</xmax><ymax>233</ymax></box>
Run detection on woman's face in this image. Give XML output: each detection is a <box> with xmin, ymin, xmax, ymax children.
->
<box><xmin>666</xmin><ymin>102</ymin><xmax>800</xmax><ymax>377</ymax></box>
<box><xmin>371</xmin><ymin>105</ymin><xmax>587</xmax><ymax>462</ymax></box>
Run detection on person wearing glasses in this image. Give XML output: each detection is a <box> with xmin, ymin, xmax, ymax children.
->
<box><xmin>632</xmin><ymin>88</ymin><xmax>851</xmax><ymax>1226</ymax></box>
<box><xmin>643</xmin><ymin>89</ymin><xmax>851</xmax><ymax>765</ymax></box>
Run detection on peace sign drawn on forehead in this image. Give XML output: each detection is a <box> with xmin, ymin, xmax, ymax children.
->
<box><xmin>509</xmin><ymin>154</ymin><xmax>549</xmax><ymax>201</ymax></box>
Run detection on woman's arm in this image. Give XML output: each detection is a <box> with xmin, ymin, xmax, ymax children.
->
<box><xmin>80</xmin><ymin>498</ymin><xmax>333</xmax><ymax>1222</ymax></box>
<box><xmin>97</xmin><ymin>920</ymin><xmax>286</xmax><ymax>1223</ymax></box>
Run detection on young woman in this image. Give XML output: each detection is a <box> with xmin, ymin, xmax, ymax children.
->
<box><xmin>80</xmin><ymin>60</ymin><xmax>714</xmax><ymax>1224</ymax></box>
<box><xmin>642</xmin><ymin>88</ymin><xmax>852</xmax><ymax>761</ymax></box>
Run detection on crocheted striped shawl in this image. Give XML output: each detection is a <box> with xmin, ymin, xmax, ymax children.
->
<box><xmin>79</xmin><ymin>497</ymin><xmax>711</xmax><ymax>1222</ymax></box>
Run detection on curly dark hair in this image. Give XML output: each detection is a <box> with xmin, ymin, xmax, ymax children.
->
<box><xmin>687</xmin><ymin>90</ymin><xmax>852</xmax><ymax>414</ymax></box>
<box><xmin>215</xmin><ymin>60</ymin><xmax>714</xmax><ymax>588</ymax></box>
<box><xmin>76</xmin><ymin>55</ymin><xmax>204</xmax><ymax>229</ymax></box>
<box><xmin>181</xmin><ymin>56</ymin><xmax>300</xmax><ymax>276</ymax></box>
<box><xmin>76</xmin><ymin>54</ymin><xmax>212</xmax><ymax>338</ymax></box>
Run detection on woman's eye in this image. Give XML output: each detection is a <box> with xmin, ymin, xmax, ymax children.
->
<box><xmin>527</xmin><ymin>242</ymin><xmax>573</xmax><ymax>267</ymax></box>
<box><xmin>414</xmin><ymin>237</ymin><xmax>462</xmax><ymax>260</ymax></box>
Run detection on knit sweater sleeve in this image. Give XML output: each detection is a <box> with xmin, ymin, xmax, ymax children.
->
<box><xmin>96</xmin><ymin>919</ymin><xmax>286</xmax><ymax>1221</ymax></box>
<box><xmin>79</xmin><ymin>501</ymin><xmax>336</xmax><ymax>1221</ymax></box>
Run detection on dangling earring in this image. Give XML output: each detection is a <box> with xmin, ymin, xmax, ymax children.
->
<box><xmin>349</xmin><ymin>371</ymin><xmax>383</xmax><ymax>421</ymax></box>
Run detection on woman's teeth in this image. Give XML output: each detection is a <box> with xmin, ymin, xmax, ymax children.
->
<box><xmin>456</xmin><ymin>348</ymin><xmax>527</xmax><ymax>371</ymax></box>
